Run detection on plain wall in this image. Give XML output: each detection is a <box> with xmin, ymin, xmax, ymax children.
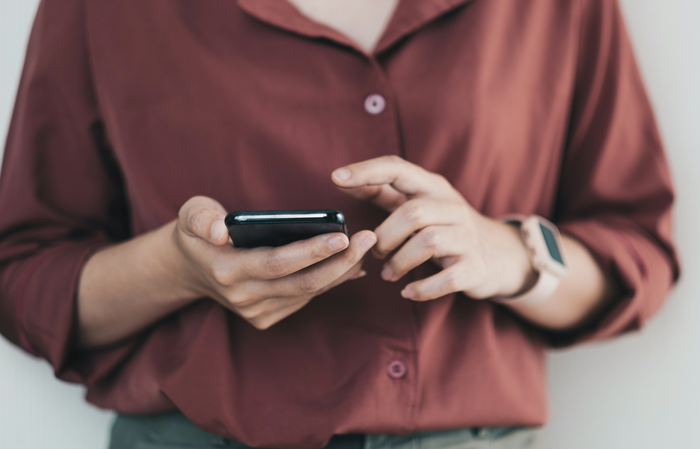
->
<box><xmin>0</xmin><ymin>1</ymin><xmax>698</xmax><ymax>448</ymax></box>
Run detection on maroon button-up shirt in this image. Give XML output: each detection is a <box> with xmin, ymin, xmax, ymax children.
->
<box><xmin>0</xmin><ymin>0</ymin><xmax>679</xmax><ymax>447</ymax></box>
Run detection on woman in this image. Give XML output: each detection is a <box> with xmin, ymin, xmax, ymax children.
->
<box><xmin>0</xmin><ymin>0</ymin><xmax>679</xmax><ymax>448</ymax></box>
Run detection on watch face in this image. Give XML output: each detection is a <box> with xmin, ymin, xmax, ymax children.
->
<box><xmin>539</xmin><ymin>222</ymin><xmax>564</xmax><ymax>265</ymax></box>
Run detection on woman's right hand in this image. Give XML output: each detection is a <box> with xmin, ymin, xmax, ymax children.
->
<box><xmin>172</xmin><ymin>196</ymin><xmax>377</xmax><ymax>330</ymax></box>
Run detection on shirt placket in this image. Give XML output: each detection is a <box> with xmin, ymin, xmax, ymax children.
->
<box><xmin>236</xmin><ymin>0</ymin><xmax>473</xmax><ymax>433</ymax></box>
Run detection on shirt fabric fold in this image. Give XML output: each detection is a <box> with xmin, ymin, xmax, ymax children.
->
<box><xmin>0</xmin><ymin>0</ymin><xmax>679</xmax><ymax>447</ymax></box>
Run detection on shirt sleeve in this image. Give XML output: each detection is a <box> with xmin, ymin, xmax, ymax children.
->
<box><xmin>0</xmin><ymin>0</ymin><xmax>134</xmax><ymax>384</ymax></box>
<box><xmin>542</xmin><ymin>0</ymin><xmax>680</xmax><ymax>347</ymax></box>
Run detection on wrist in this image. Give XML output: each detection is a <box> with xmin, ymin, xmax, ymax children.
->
<box><xmin>490</xmin><ymin>220</ymin><xmax>538</xmax><ymax>297</ymax></box>
<box><xmin>152</xmin><ymin>220</ymin><xmax>204</xmax><ymax>304</ymax></box>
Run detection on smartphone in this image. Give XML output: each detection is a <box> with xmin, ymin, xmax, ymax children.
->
<box><xmin>225</xmin><ymin>209</ymin><xmax>348</xmax><ymax>248</ymax></box>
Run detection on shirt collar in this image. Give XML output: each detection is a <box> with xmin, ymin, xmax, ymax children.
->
<box><xmin>237</xmin><ymin>0</ymin><xmax>475</xmax><ymax>56</ymax></box>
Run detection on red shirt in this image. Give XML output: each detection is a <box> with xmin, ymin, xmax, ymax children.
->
<box><xmin>0</xmin><ymin>0</ymin><xmax>679</xmax><ymax>447</ymax></box>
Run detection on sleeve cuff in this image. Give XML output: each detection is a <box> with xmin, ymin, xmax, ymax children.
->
<box><xmin>16</xmin><ymin>239</ymin><xmax>109</xmax><ymax>378</ymax></box>
<box><xmin>539</xmin><ymin>219</ymin><xmax>678</xmax><ymax>348</ymax></box>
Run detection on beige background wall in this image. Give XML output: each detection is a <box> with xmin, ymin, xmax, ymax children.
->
<box><xmin>1</xmin><ymin>1</ymin><xmax>698</xmax><ymax>447</ymax></box>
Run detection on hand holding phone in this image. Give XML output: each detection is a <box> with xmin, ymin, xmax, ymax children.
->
<box><xmin>172</xmin><ymin>197</ymin><xmax>375</xmax><ymax>330</ymax></box>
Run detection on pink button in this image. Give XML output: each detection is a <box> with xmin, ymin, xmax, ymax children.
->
<box><xmin>387</xmin><ymin>360</ymin><xmax>407</xmax><ymax>380</ymax></box>
<box><xmin>364</xmin><ymin>94</ymin><xmax>386</xmax><ymax>115</ymax></box>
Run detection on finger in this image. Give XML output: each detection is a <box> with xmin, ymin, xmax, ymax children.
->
<box><xmin>231</xmin><ymin>259</ymin><xmax>365</xmax><ymax>329</ymax></box>
<box><xmin>178</xmin><ymin>196</ymin><xmax>229</xmax><ymax>246</ymax></box>
<box><xmin>373</xmin><ymin>199</ymin><xmax>470</xmax><ymax>257</ymax></box>
<box><xmin>336</xmin><ymin>184</ymin><xmax>407</xmax><ymax>212</ymax></box>
<box><xmin>255</xmin><ymin>231</ymin><xmax>376</xmax><ymax>298</ymax></box>
<box><xmin>235</xmin><ymin>296</ymin><xmax>311</xmax><ymax>330</ymax></box>
<box><xmin>400</xmin><ymin>264</ymin><xmax>476</xmax><ymax>302</ymax></box>
<box><xmin>349</xmin><ymin>269</ymin><xmax>367</xmax><ymax>280</ymax></box>
<box><xmin>317</xmin><ymin>258</ymin><xmax>366</xmax><ymax>293</ymax></box>
<box><xmin>381</xmin><ymin>226</ymin><xmax>469</xmax><ymax>281</ymax></box>
<box><xmin>237</xmin><ymin>232</ymin><xmax>350</xmax><ymax>281</ymax></box>
<box><xmin>331</xmin><ymin>155</ymin><xmax>454</xmax><ymax>198</ymax></box>
<box><xmin>251</xmin><ymin>298</ymin><xmax>312</xmax><ymax>330</ymax></box>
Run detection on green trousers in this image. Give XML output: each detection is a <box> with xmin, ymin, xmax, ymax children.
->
<box><xmin>109</xmin><ymin>412</ymin><xmax>539</xmax><ymax>449</ymax></box>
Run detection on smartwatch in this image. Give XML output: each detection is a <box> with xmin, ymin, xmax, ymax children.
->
<box><xmin>494</xmin><ymin>215</ymin><xmax>568</xmax><ymax>305</ymax></box>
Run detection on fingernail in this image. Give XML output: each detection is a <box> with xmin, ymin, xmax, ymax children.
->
<box><xmin>211</xmin><ymin>220</ymin><xmax>226</xmax><ymax>242</ymax></box>
<box><xmin>328</xmin><ymin>235</ymin><xmax>348</xmax><ymax>251</ymax></box>
<box><xmin>401</xmin><ymin>286</ymin><xmax>414</xmax><ymax>299</ymax></box>
<box><xmin>381</xmin><ymin>265</ymin><xmax>394</xmax><ymax>281</ymax></box>
<box><xmin>351</xmin><ymin>270</ymin><xmax>367</xmax><ymax>280</ymax></box>
<box><xmin>332</xmin><ymin>168</ymin><xmax>352</xmax><ymax>182</ymax></box>
<box><xmin>361</xmin><ymin>234</ymin><xmax>377</xmax><ymax>251</ymax></box>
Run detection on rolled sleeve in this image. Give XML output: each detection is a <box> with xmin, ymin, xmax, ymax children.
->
<box><xmin>13</xmin><ymin>241</ymin><xmax>107</xmax><ymax>375</ymax></box>
<box><xmin>547</xmin><ymin>219</ymin><xmax>677</xmax><ymax>347</ymax></box>
<box><xmin>0</xmin><ymin>0</ymin><xmax>132</xmax><ymax>384</ymax></box>
<box><xmin>540</xmin><ymin>0</ymin><xmax>680</xmax><ymax>347</ymax></box>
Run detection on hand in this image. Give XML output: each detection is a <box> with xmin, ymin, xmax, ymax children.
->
<box><xmin>172</xmin><ymin>196</ymin><xmax>377</xmax><ymax>329</ymax></box>
<box><xmin>332</xmin><ymin>156</ymin><xmax>536</xmax><ymax>301</ymax></box>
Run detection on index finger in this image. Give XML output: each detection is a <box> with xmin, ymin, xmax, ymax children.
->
<box><xmin>236</xmin><ymin>232</ymin><xmax>350</xmax><ymax>280</ymax></box>
<box><xmin>331</xmin><ymin>155</ymin><xmax>449</xmax><ymax>197</ymax></box>
<box><xmin>336</xmin><ymin>184</ymin><xmax>407</xmax><ymax>212</ymax></box>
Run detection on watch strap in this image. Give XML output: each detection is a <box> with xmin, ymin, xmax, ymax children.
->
<box><xmin>493</xmin><ymin>268</ymin><xmax>560</xmax><ymax>306</ymax></box>
<box><xmin>493</xmin><ymin>214</ymin><xmax>565</xmax><ymax>306</ymax></box>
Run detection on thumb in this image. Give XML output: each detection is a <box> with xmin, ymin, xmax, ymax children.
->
<box><xmin>177</xmin><ymin>196</ymin><xmax>229</xmax><ymax>246</ymax></box>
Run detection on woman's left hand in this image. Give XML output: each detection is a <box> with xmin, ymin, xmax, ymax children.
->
<box><xmin>332</xmin><ymin>156</ymin><xmax>537</xmax><ymax>301</ymax></box>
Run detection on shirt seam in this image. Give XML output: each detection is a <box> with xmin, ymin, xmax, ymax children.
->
<box><xmin>14</xmin><ymin>249</ymin><xmax>56</xmax><ymax>356</ymax></box>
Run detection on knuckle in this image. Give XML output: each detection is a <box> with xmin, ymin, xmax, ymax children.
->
<box><xmin>384</xmin><ymin>155</ymin><xmax>403</xmax><ymax>164</ymax></box>
<box><xmin>186</xmin><ymin>210</ymin><xmax>200</xmax><ymax>233</ymax></box>
<box><xmin>411</xmin><ymin>287</ymin><xmax>428</xmax><ymax>302</ymax></box>
<box><xmin>443</xmin><ymin>272</ymin><xmax>462</xmax><ymax>292</ymax></box>
<box><xmin>421</xmin><ymin>228</ymin><xmax>441</xmax><ymax>248</ymax></box>
<box><xmin>314</xmin><ymin>284</ymin><xmax>331</xmax><ymax>296</ymax></box>
<box><xmin>433</xmin><ymin>173</ymin><xmax>449</xmax><ymax>185</ymax></box>
<box><xmin>298</xmin><ymin>273</ymin><xmax>322</xmax><ymax>295</ymax></box>
<box><xmin>387</xmin><ymin>263</ymin><xmax>403</xmax><ymax>280</ymax></box>
<box><xmin>350</xmin><ymin>245</ymin><xmax>367</xmax><ymax>264</ymax></box>
<box><xmin>211</xmin><ymin>265</ymin><xmax>233</xmax><ymax>286</ymax></box>
<box><xmin>187</xmin><ymin>209</ymin><xmax>209</xmax><ymax>235</ymax></box>
<box><xmin>373</xmin><ymin>245</ymin><xmax>389</xmax><ymax>257</ymax></box>
<box><xmin>309</xmin><ymin>240</ymin><xmax>329</xmax><ymax>260</ymax></box>
<box><xmin>227</xmin><ymin>290</ymin><xmax>253</xmax><ymax>307</ymax></box>
<box><xmin>401</xmin><ymin>201</ymin><xmax>426</xmax><ymax>226</ymax></box>
<box><xmin>237</xmin><ymin>306</ymin><xmax>258</xmax><ymax>320</ymax></box>
<box><xmin>250</xmin><ymin>317</ymin><xmax>274</xmax><ymax>330</ymax></box>
<box><xmin>431</xmin><ymin>173</ymin><xmax>452</xmax><ymax>191</ymax></box>
<box><xmin>263</xmin><ymin>251</ymin><xmax>288</xmax><ymax>278</ymax></box>
<box><xmin>469</xmin><ymin>287</ymin><xmax>490</xmax><ymax>300</ymax></box>
<box><xmin>178</xmin><ymin>197</ymin><xmax>197</xmax><ymax>218</ymax></box>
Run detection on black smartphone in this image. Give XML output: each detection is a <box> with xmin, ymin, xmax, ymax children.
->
<box><xmin>225</xmin><ymin>209</ymin><xmax>348</xmax><ymax>248</ymax></box>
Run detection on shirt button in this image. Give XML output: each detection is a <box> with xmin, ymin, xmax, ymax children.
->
<box><xmin>364</xmin><ymin>94</ymin><xmax>386</xmax><ymax>115</ymax></box>
<box><xmin>387</xmin><ymin>360</ymin><xmax>407</xmax><ymax>380</ymax></box>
